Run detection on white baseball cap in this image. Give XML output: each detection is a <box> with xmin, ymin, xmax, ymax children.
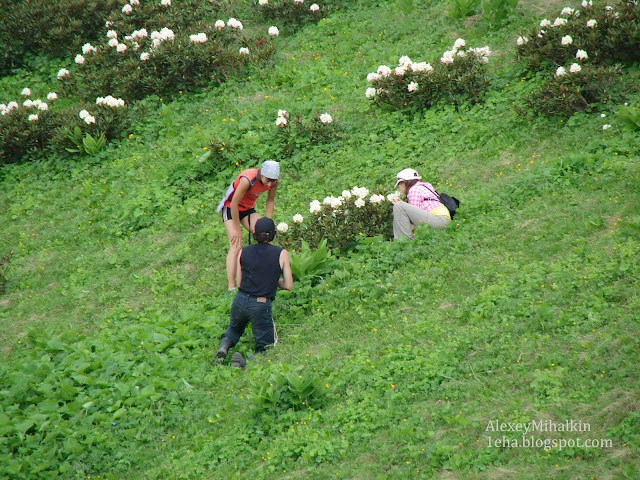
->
<box><xmin>261</xmin><ymin>160</ymin><xmax>280</xmax><ymax>180</ymax></box>
<box><xmin>394</xmin><ymin>168</ymin><xmax>421</xmax><ymax>187</ymax></box>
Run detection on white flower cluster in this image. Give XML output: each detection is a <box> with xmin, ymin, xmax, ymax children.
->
<box><xmin>57</xmin><ymin>68</ymin><xmax>70</xmax><ymax>80</ymax></box>
<box><xmin>386</xmin><ymin>191</ymin><xmax>402</xmax><ymax>203</ymax></box>
<box><xmin>161</xmin><ymin>0</ymin><xmax>171</xmax><ymax>6</ymax></box>
<box><xmin>189</xmin><ymin>33</ymin><xmax>208</xmax><ymax>44</ymax></box>
<box><xmin>0</xmin><ymin>102</ymin><xmax>19</xmax><ymax>116</ymax></box>
<box><xmin>275</xmin><ymin>109</ymin><xmax>289</xmax><ymax>127</ymax></box>
<box><xmin>310</xmin><ymin>3</ymin><xmax>320</xmax><ymax>12</ymax></box>
<box><xmin>555</xmin><ymin>62</ymin><xmax>583</xmax><ymax>76</ymax></box>
<box><xmin>365</xmin><ymin>55</ymin><xmax>435</xmax><ymax>98</ymax></box>
<box><xmin>239</xmin><ymin>47</ymin><xmax>250</xmax><ymax>55</ymax></box>
<box><xmin>293</xmin><ymin>213</ymin><xmax>304</xmax><ymax>223</ymax></box>
<box><xmin>259</xmin><ymin>0</ymin><xmax>268</xmax><ymax>5</ymax></box>
<box><xmin>440</xmin><ymin>39</ymin><xmax>490</xmax><ymax>65</ymax></box>
<box><xmin>1</xmin><ymin>91</ymin><xmax>55</xmax><ymax>116</ymax></box>
<box><xmin>96</xmin><ymin>95</ymin><xmax>126</xmax><ymax>107</ymax></box>
<box><xmin>319</xmin><ymin>113</ymin><xmax>332</xmax><ymax>124</ymax></box>
<box><xmin>79</xmin><ymin>109</ymin><xmax>96</xmax><ymax>125</ymax></box>
<box><xmin>82</xmin><ymin>43</ymin><xmax>97</xmax><ymax>55</ymax></box>
<box><xmin>268</xmin><ymin>26</ymin><xmax>279</xmax><ymax>37</ymax></box>
<box><xmin>228</xmin><ymin>18</ymin><xmax>243</xmax><ymax>30</ymax></box>
<box><xmin>277</xmin><ymin>222</ymin><xmax>289</xmax><ymax>233</ymax></box>
<box><xmin>215</xmin><ymin>20</ymin><xmax>226</xmax><ymax>30</ymax></box>
<box><xmin>150</xmin><ymin>27</ymin><xmax>176</xmax><ymax>48</ymax></box>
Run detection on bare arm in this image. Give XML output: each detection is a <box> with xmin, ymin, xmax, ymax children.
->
<box><xmin>229</xmin><ymin>177</ymin><xmax>251</xmax><ymax>245</ymax></box>
<box><xmin>278</xmin><ymin>249</ymin><xmax>293</xmax><ymax>291</ymax></box>
<box><xmin>265</xmin><ymin>183</ymin><xmax>278</xmax><ymax>218</ymax></box>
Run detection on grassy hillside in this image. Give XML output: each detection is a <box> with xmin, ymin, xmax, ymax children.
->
<box><xmin>1</xmin><ymin>0</ymin><xmax>639</xmax><ymax>479</ymax></box>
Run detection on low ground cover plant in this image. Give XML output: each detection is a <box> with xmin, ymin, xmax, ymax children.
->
<box><xmin>364</xmin><ymin>39</ymin><xmax>491</xmax><ymax>110</ymax></box>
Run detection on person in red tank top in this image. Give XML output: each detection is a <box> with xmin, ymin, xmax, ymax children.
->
<box><xmin>216</xmin><ymin>160</ymin><xmax>280</xmax><ymax>291</ymax></box>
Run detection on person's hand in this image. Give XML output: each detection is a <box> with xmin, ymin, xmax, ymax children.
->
<box><xmin>230</xmin><ymin>231</ymin><xmax>241</xmax><ymax>247</ymax></box>
<box><xmin>391</xmin><ymin>197</ymin><xmax>400</xmax><ymax>205</ymax></box>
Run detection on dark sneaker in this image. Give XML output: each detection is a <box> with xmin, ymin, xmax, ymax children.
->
<box><xmin>230</xmin><ymin>352</ymin><xmax>246</xmax><ymax>369</ymax></box>
<box><xmin>210</xmin><ymin>349</ymin><xmax>227</xmax><ymax>366</ymax></box>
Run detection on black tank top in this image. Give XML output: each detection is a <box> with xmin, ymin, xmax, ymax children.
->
<box><xmin>239</xmin><ymin>243</ymin><xmax>283</xmax><ymax>299</ymax></box>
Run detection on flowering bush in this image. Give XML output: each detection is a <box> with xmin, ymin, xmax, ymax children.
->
<box><xmin>515</xmin><ymin>1</ymin><xmax>640</xmax><ymax>72</ymax></box>
<box><xmin>254</xmin><ymin>0</ymin><xmax>326</xmax><ymax>28</ymax></box>
<box><xmin>276</xmin><ymin>186</ymin><xmax>394</xmax><ymax>252</ymax></box>
<box><xmin>365</xmin><ymin>40</ymin><xmax>491</xmax><ymax>110</ymax></box>
<box><xmin>0</xmin><ymin>94</ymin><xmax>131</xmax><ymax>164</ymax></box>
<box><xmin>518</xmin><ymin>64</ymin><xmax>622</xmax><ymax>117</ymax></box>
<box><xmin>0</xmin><ymin>0</ymin><xmax>121</xmax><ymax>74</ymax></box>
<box><xmin>63</xmin><ymin>13</ymin><xmax>274</xmax><ymax>103</ymax></box>
<box><xmin>273</xmin><ymin>109</ymin><xmax>338</xmax><ymax>157</ymax></box>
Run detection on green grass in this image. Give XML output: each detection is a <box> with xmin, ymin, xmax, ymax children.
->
<box><xmin>1</xmin><ymin>0</ymin><xmax>640</xmax><ymax>479</ymax></box>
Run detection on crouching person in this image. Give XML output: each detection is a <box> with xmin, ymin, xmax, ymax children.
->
<box><xmin>212</xmin><ymin>217</ymin><xmax>293</xmax><ymax>368</ymax></box>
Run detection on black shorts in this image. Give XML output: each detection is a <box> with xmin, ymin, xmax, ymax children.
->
<box><xmin>221</xmin><ymin>206</ymin><xmax>256</xmax><ymax>222</ymax></box>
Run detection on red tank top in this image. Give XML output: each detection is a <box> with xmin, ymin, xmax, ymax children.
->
<box><xmin>223</xmin><ymin>169</ymin><xmax>276</xmax><ymax>211</ymax></box>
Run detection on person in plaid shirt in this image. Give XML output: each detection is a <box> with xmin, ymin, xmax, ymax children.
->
<box><xmin>390</xmin><ymin>168</ymin><xmax>451</xmax><ymax>239</ymax></box>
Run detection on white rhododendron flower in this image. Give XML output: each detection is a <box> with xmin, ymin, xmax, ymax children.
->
<box><xmin>398</xmin><ymin>55</ymin><xmax>412</xmax><ymax>67</ymax></box>
<box><xmin>23</xmin><ymin>99</ymin><xmax>34</xmax><ymax>107</ymax></box>
<box><xmin>131</xmin><ymin>0</ymin><xmax>139</xmax><ymax>4</ymax></box>
<box><xmin>387</xmin><ymin>191</ymin><xmax>402</xmax><ymax>203</ymax></box>
<box><xmin>369</xmin><ymin>194</ymin><xmax>384</xmax><ymax>204</ymax></box>
<box><xmin>277</xmin><ymin>109</ymin><xmax>289</xmax><ymax>118</ymax></box>
<box><xmin>259</xmin><ymin>0</ymin><xmax>268</xmax><ymax>4</ymax></box>
<box><xmin>268</xmin><ymin>26</ymin><xmax>279</xmax><ymax>37</ymax></box>
<box><xmin>105</xmin><ymin>21</ymin><xmax>113</xmax><ymax>28</ymax></box>
<box><xmin>561</xmin><ymin>35</ymin><xmax>573</xmax><ymax>46</ymax></box>
<box><xmin>330</xmin><ymin>197</ymin><xmax>343</xmax><ymax>209</ymax></box>
<box><xmin>351</xmin><ymin>186</ymin><xmax>369</xmax><ymax>198</ymax></box>
<box><xmin>293</xmin><ymin>214</ymin><xmax>303</xmax><ymax>223</ymax></box>
<box><xmin>215</xmin><ymin>20</ymin><xmax>225</xmax><ymax>30</ymax></box>
<box><xmin>107</xmin><ymin>30</ymin><xmax>117</xmax><ymax>39</ymax></box>
<box><xmin>517</xmin><ymin>36</ymin><xmax>528</xmax><ymax>46</ymax></box>
<box><xmin>576</xmin><ymin>49</ymin><xmax>588</xmax><ymax>60</ymax></box>
<box><xmin>587</xmin><ymin>19</ymin><xmax>597</xmax><ymax>28</ymax></box>
<box><xmin>21</xmin><ymin>88</ymin><xmax>31</xmax><ymax>97</ymax></box>
<box><xmin>79</xmin><ymin>110</ymin><xmax>90</xmax><ymax>119</ymax></box>
<box><xmin>47</xmin><ymin>92</ymin><xmax>57</xmax><ymax>101</ymax></box>
<box><xmin>320</xmin><ymin>113</ymin><xmax>332</xmax><ymax>124</ymax></box>
<box><xmin>556</xmin><ymin>66</ymin><xmax>567</xmax><ymax>76</ymax></box>
<box><xmin>239</xmin><ymin>47</ymin><xmax>249</xmax><ymax>55</ymax></box>
<box><xmin>569</xmin><ymin>63</ymin><xmax>582</xmax><ymax>73</ymax></box>
<box><xmin>341</xmin><ymin>190</ymin><xmax>352</xmax><ymax>200</ymax></box>
<box><xmin>602</xmin><ymin>124</ymin><xmax>611</xmax><ymax>130</ymax></box>
<box><xmin>38</xmin><ymin>102</ymin><xmax>48</xmax><ymax>111</ymax></box>
<box><xmin>276</xmin><ymin>222</ymin><xmax>289</xmax><ymax>233</ymax></box>
<box><xmin>108</xmin><ymin>38</ymin><xmax>119</xmax><ymax>48</ymax></box>
<box><xmin>28</xmin><ymin>114</ymin><xmax>39</xmax><ymax>122</ymax></box>
<box><xmin>394</xmin><ymin>66</ymin><xmax>407</xmax><ymax>76</ymax></box>
<box><xmin>160</xmin><ymin>28</ymin><xmax>175</xmax><ymax>41</ymax></box>
<box><xmin>604</xmin><ymin>6</ymin><xmax>613</xmax><ymax>11</ymax></box>
<box><xmin>96</xmin><ymin>95</ymin><xmax>126</xmax><ymax>107</ymax></box>
<box><xmin>310</xmin><ymin>3</ymin><xmax>319</xmax><ymax>12</ymax></box>
<box><xmin>540</xmin><ymin>19</ymin><xmax>552</xmax><ymax>27</ymax></box>
<box><xmin>323</xmin><ymin>196</ymin><xmax>335</xmax><ymax>205</ymax></box>
<box><xmin>189</xmin><ymin>33</ymin><xmax>208</xmax><ymax>43</ymax></box>
<box><xmin>582</xmin><ymin>0</ymin><xmax>592</xmax><ymax>6</ymax></box>
<box><xmin>75</xmin><ymin>54</ymin><xmax>85</xmax><ymax>64</ymax></box>
<box><xmin>553</xmin><ymin>17</ymin><xmax>568</xmax><ymax>26</ymax></box>
<box><xmin>453</xmin><ymin>38</ymin><xmax>466</xmax><ymax>50</ymax></box>
<box><xmin>32</xmin><ymin>99</ymin><xmax>41</xmax><ymax>107</ymax></box>
<box><xmin>456</xmin><ymin>50</ymin><xmax>466</xmax><ymax>58</ymax></box>
<box><xmin>561</xmin><ymin>7</ymin><xmax>575</xmax><ymax>15</ymax></box>
<box><xmin>377</xmin><ymin>65</ymin><xmax>392</xmax><ymax>77</ymax></box>
<box><xmin>440</xmin><ymin>50</ymin><xmax>455</xmax><ymax>64</ymax></box>
<box><xmin>57</xmin><ymin>68</ymin><xmax>70</xmax><ymax>80</ymax></box>
<box><xmin>84</xmin><ymin>115</ymin><xmax>96</xmax><ymax>125</ymax></box>
<box><xmin>407</xmin><ymin>82</ymin><xmax>418</xmax><ymax>92</ymax></box>
<box><xmin>354</xmin><ymin>198</ymin><xmax>365</xmax><ymax>208</ymax></box>
<box><xmin>82</xmin><ymin>43</ymin><xmax>96</xmax><ymax>54</ymax></box>
<box><xmin>161</xmin><ymin>0</ymin><xmax>171</xmax><ymax>6</ymax></box>
<box><xmin>140</xmin><ymin>52</ymin><xmax>150</xmax><ymax>61</ymax></box>
<box><xmin>228</xmin><ymin>18</ymin><xmax>243</xmax><ymax>30</ymax></box>
<box><xmin>600</xmin><ymin>113</ymin><xmax>606</xmax><ymax>118</ymax></box>
<box><xmin>411</xmin><ymin>62</ymin><xmax>433</xmax><ymax>73</ymax></box>
<box><xmin>276</xmin><ymin>116</ymin><xmax>287</xmax><ymax>127</ymax></box>
<box><xmin>310</xmin><ymin>200</ymin><xmax>322</xmax><ymax>214</ymax></box>
<box><xmin>367</xmin><ymin>72</ymin><xmax>381</xmax><ymax>82</ymax></box>
<box><xmin>294</xmin><ymin>0</ymin><xmax>303</xmax><ymax>3</ymax></box>
<box><xmin>132</xmin><ymin>29</ymin><xmax>148</xmax><ymax>39</ymax></box>
<box><xmin>538</xmin><ymin>30</ymin><xmax>546</xmax><ymax>38</ymax></box>
<box><xmin>7</xmin><ymin>101</ymin><xmax>19</xmax><ymax>111</ymax></box>
<box><xmin>365</xmin><ymin>87</ymin><xmax>376</xmax><ymax>98</ymax></box>
<box><xmin>116</xmin><ymin>43</ymin><xmax>127</xmax><ymax>53</ymax></box>
<box><xmin>122</xmin><ymin>4</ymin><xmax>133</xmax><ymax>13</ymax></box>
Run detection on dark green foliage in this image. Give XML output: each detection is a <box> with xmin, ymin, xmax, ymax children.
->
<box><xmin>481</xmin><ymin>0</ymin><xmax>519</xmax><ymax>29</ymax></box>
<box><xmin>0</xmin><ymin>0</ymin><xmax>121</xmax><ymax>75</ymax></box>
<box><xmin>448</xmin><ymin>0</ymin><xmax>481</xmax><ymax>20</ymax></box>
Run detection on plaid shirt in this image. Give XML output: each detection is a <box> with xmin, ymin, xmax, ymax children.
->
<box><xmin>406</xmin><ymin>182</ymin><xmax>444</xmax><ymax>212</ymax></box>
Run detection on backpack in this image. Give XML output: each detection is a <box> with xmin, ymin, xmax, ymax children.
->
<box><xmin>424</xmin><ymin>186</ymin><xmax>460</xmax><ymax>219</ymax></box>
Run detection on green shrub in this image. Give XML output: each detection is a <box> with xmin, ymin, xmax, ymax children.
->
<box><xmin>617</xmin><ymin>102</ymin><xmax>640</xmax><ymax>131</ymax></box>
<box><xmin>276</xmin><ymin>186</ymin><xmax>394</xmax><ymax>252</ymax></box>
<box><xmin>448</xmin><ymin>0</ymin><xmax>481</xmax><ymax>20</ymax></box>
<box><xmin>364</xmin><ymin>40</ymin><xmax>491</xmax><ymax>110</ymax></box>
<box><xmin>519</xmin><ymin>64</ymin><xmax>622</xmax><ymax>117</ymax></box>
<box><xmin>0</xmin><ymin>0</ymin><xmax>121</xmax><ymax>75</ymax></box>
<box><xmin>273</xmin><ymin>109</ymin><xmax>339</xmax><ymax>157</ymax></box>
<box><xmin>515</xmin><ymin>1</ymin><xmax>640</xmax><ymax>72</ymax></box>
<box><xmin>254</xmin><ymin>0</ymin><xmax>326</xmax><ymax>28</ymax></box>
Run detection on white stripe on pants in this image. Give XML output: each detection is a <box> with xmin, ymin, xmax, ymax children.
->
<box><xmin>392</xmin><ymin>201</ymin><xmax>450</xmax><ymax>239</ymax></box>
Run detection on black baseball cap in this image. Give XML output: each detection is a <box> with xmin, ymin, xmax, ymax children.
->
<box><xmin>254</xmin><ymin>217</ymin><xmax>276</xmax><ymax>235</ymax></box>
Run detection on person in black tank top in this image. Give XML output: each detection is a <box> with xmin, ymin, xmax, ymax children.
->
<box><xmin>212</xmin><ymin>218</ymin><xmax>293</xmax><ymax>367</ymax></box>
